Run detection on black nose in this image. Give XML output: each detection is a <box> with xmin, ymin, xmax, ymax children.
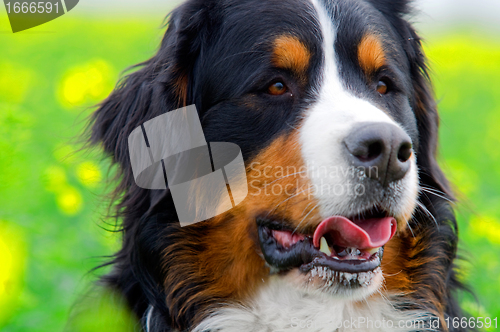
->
<box><xmin>344</xmin><ymin>122</ymin><xmax>413</xmax><ymax>186</ymax></box>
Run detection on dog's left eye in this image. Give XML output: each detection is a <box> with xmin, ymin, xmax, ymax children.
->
<box><xmin>376</xmin><ymin>80</ymin><xmax>388</xmax><ymax>95</ymax></box>
<box><xmin>268</xmin><ymin>81</ymin><xmax>288</xmax><ymax>95</ymax></box>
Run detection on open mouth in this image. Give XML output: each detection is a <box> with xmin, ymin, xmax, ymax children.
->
<box><xmin>257</xmin><ymin>208</ymin><xmax>397</xmax><ymax>287</ymax></box>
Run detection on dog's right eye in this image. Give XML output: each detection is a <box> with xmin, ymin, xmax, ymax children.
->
<box><xmin>267</xmin><ymin>81</ymin><xmax>288</xmax><ymax>96</ymax></box>
<box><xmin>376</xmin><ymin>80</ymin><xmax>389</xmax><ymax>95</ymax></box>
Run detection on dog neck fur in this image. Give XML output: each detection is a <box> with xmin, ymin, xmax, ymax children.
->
<box><xmin>191</xmin><ymin>275</ymin><xmax>437</xmax><ymax>332</ymax></box>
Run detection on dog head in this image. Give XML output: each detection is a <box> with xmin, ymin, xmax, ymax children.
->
<box><xmin>91</xmin><ymin>0</ymin><xmax>458</xmax><ymax>330</ymax></box>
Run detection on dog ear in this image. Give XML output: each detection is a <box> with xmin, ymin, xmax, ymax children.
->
<box><xmin>89</xmin><ymin>2</ymin><xmax>215</xmax><ymax>329</ymax></box>
<box><xmin>365</xmin><ymin>0</ymin><xmax>413</xmax><ymax>18</ymax></box>
<box><xmin>89</xmin><ymin>0</ymin><xmax>214</xmax><ymax>218</ymax></box>
<box><xmin>399</xmin><ymin>21</ymin><xmax>471</xmax><ymax>323</ymax></box>
<box><xmin>373</xmin><ymin>10</ymin><xmax>468</xmax><ymax>323</ymax></box>
<box><xmin>402</xmin><ymin>26</ymin><xmax>454</xmax><ymax>202</ymax></box>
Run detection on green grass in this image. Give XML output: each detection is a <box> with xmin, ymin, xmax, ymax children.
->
<box><xmin>0</xmin><ymin>13</ymin><xmax>499</xmax><ymax>332</ymax></box>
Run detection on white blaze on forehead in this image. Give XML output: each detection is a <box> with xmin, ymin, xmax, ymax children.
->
<box><xmin>299</xmin><ymin>0</ymin><xmax>417</xmax><ymax>220</ymax></box>
<box><xmin>307</xmin><ymin>0</ymin><xmax>396</xmax><ymax>130</ymax></box>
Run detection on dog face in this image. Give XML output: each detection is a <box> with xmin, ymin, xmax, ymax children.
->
<box><xmin>92</xmin><ymin>0</ymin><xmax>461</xmax><ymax>330</ymax></box>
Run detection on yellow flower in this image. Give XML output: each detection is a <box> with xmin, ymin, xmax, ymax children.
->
<box><xmin>58</xmin><ymin>59</ymin><xmax>114</xmax><ymax>109</ymax></box>
<box><xmin>56</xmin><ymin>186</ymin><xmax>83</xmax><ymax>216</ymax></box>
<box><xmin>76</xmin><ymin>161</ymin><xmax>102</xmax><ymax>188</ymax></box>
<box><xmin>43</xmin><ymin>166</ymin><xmax>84</xmax><ymax>215</ymax></box>
<box><xmin>0</xmin><ymin>221</ymin><xmax>27</xmax><ymax>325</ymax></box>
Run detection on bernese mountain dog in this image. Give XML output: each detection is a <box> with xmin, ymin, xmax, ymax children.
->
<box><xmin>89</xmin><ymin>0</ymin><xmax>467</xmax><ymax>331</ymax></box>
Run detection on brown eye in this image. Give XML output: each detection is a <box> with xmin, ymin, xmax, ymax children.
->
<box><xmin>376</xmin><ymin>80</ymin><xmax>388</xmax><ymax>95</ymax></box>
<box><xmin>268</xmin><ymin>81</ymin><xmax>287</xmax><ymax>95</ymax></box>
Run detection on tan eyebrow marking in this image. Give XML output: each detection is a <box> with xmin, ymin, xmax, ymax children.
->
<box><xmin>358</xmin><ymin>33</ymin><xmax>386</xmax><ymax>76</ymax></box>
<box><xmin>272</xmin><ymin>35</ymin><xmax>311</xmax><ymax>74</ymax></box>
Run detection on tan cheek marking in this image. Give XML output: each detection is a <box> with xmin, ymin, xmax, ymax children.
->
<box><xmin>382</xmin><ymin>234</ymin><xmax>447</xmax><ymax>327</ymax></box>
<box><xmin>358</xmin><ymin>33</ymin><xmax>386</xmax><ymax>76</ymax></box>
<box><xmin>272</xmin><ymin>35</ymin><xmax>311</xmax><ymax>76</ymax></box>
<box><xmin>243</xmin><ymin>132</ymin><xmax>322</xmax><ymax>230</ymax></box>
<box><xmin>162</xmin><ymin>132</ymin><xmax>322</xmax><ymax>321</ymax></box>
<box><xmin>381</xmin><ymin>236</ymin><xmax>411</xmax><ymax>293</ymax></box>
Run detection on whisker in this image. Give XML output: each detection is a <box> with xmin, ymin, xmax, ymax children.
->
<box><xmin>406</xmin><ymin>219</ymin><xmax>416</xmax><ymax>238</ymax></box>
<box><xmin>375</xmin><ymin>288</ymin><xmax>398</xmax><ymax>311</ymax></box>
<box><xmin>266</xmin><ymin>185</ymin><xmax>311</xmax><ymax>217</ymax></box>
<box><xmin>261</xmin><ymin>171</ymin><xmax>306</xmax><ymax>189</ymax></box>
<box><xmin>298</xmin><ymin>201</ymin><xmax>314</xmax><ymax>221</ymax></box>
<box><xmin>293</xmin><ymin>202</ymin><xmax>319</xmax><ymax>235</ymax></box>
<box><xmin>419</xmin><ymin>186</ymin><xmax>453</xmax><ymax>203</ymax></box>
<box><xmin>281</xmin><ymin>199</ymin><xmax>290</xmax><ymax>226</ymax></box>
<box><xmin>375</xmin><ymin>288</ymin><xmax>390</xmax><ymax>305</ymax></box>
<box><xmin>416</xmin><ymin>200</ymin><xmax>438</xmax><ymax>227</ymax></box>
<box><xmin>362</xmin><ymin>296</ymin><xmax>374</xmax><ymax>314</ymax></box>
<box><xmin>419</xmin><ymin>184</ymin><xmax>448</xmax><ymax>195</ymax></box>
<box><xmin>382</xmin><ymin>270</ymin><xmax>403</xmax><ymax>277</ymax></box>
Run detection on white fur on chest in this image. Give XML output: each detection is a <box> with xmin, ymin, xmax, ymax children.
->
<box><xmin>192</xmin><ymin>276</ymin><xmax>437</xmax><ymax>332</ymax></box>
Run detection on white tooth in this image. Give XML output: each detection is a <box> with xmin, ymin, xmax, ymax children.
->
<box><xmin>367</xmin><ymin>247</ymin><xmax>380</xmax><ymax>255</ymax></box>
<box><xmin>320</xmin><ymin>237</ymin><xmax>331</xmax><ymax>256</ymax></box>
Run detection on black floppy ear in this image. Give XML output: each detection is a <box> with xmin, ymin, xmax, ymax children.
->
<box><xmin>402</xmin><ymin>22</ymin><xmax>472</xmax><ymax>323</ymax></box>
<box><xmin>381</xmin><ymin>9</ymin><xmax>470</xmax><ymax>323</ymax></box>
<box><xmin>89</xmin><ymin>2</ymin><xmax>214</xmax><ymax>328</ymax></box>
<box><xmin>89</xmin><ymin>0</ymin><xmax>213</xmax><ymax>217</ymax></box>
<box><xmin>365</xmin><ymin>0</ymin><xmax>413</xmax><ymax>18</ymax></box>
<box><xmin>402</xmin><ymin>25</ymin><xmax>454</xmax><ymax>201</ymax></box>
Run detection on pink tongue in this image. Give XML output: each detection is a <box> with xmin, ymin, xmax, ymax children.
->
<box><xmin>313</xmin><ymin>216</ymin><xmax>397</xmax><ymax>249</ymax></box>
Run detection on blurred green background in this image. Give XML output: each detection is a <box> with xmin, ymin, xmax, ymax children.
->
<box><xmin>1</xmin><ymin>3</ymin><xmax>500</xmax><ymax>332</ymax></box>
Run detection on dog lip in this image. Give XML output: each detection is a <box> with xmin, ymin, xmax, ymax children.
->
<box><xmin>257</xmin><ymin>222</ymin><xmax>315</xmax><ymax>270</ymax></box>
<box><xmin>299</xmin><ymin>249</ymin><xmax>383</xmax><ymax>274</ymax></box>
